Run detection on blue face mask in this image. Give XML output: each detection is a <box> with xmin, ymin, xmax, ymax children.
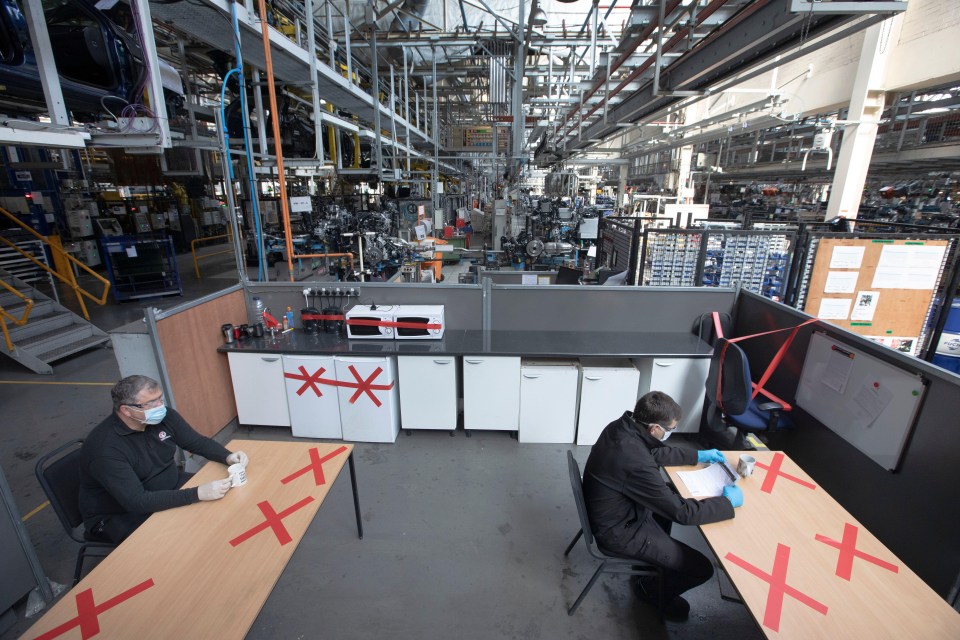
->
<box><xmin>141</xmin><ymin>405</ymin><xmax>167</xmax><ymax>425</ymax></box>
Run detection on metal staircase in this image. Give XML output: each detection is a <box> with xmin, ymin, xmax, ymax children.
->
<box><xmin>0</xmin><ymin>269</ymin><xmax>109</xmax><ymax>374</ymax></box>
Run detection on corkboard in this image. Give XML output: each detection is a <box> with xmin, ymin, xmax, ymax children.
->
<box><xmin>802</xmin><ymin>237</ymin><xmax>949</xmax><ymax>350</ymax></box>
<box><xmin>156</xmin><ymin>289</ymin><xmax>247</xmax><ymax>437</ymax></box>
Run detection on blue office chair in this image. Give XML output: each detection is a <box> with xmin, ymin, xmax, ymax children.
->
<box><xmin>705</xmin><ymin>337</ymin><xmax>793</xmax><ymax>446</ymax></box>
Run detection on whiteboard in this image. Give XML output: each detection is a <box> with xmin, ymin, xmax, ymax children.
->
<box><xmin>796</xmin><ymin>332</ymin><xmax>926</xmax><ymax>471</ymax></box>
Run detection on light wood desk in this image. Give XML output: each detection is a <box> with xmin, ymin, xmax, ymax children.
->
<box><xmin>23</xmin><ymin>440</ymin><xmax>361</xmax><ymax>640</ymax></box>
<box><xmin>666</xmin><ymin>451</ymin><xmax>960</xmax><ymax>639</ymax></box>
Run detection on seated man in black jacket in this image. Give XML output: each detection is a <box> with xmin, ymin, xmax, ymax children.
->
<box><xmin>583</xmin><ymin>390</ymin><xmax>743</xmax><ymax>621</ymax></box>
<box><xmin>79</xmin><ymin>375</ymin><xmax>249</xmax><ymax>543</ymax></box>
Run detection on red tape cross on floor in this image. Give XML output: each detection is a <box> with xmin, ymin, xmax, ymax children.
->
<box><xmin>756</xmin><ymin>452</ymin><xmax>817</xmax><ymax>494</ymax></box>
<box><xmin>281</xmin><ymin>446</ymin><xmax>348</xmax><ymax>486</ymax></box>
<box><xmin>229</xmin><ymin>497</ymin><xmax>315</xmax><ymax>547</ymax></box>
<box><xmin>815</xmin><ymin>522</ymin><xmax>900</xmax><ymax>581</ymax></box>
<box><xmin>33</xmin><ymin>578</ymin><xmax>155</xmax><ymax>640</ymax></box>
<box><xmin>725</xmin><ymin>544</ymin><xmax>828</xmax><ymax>632</ymax></box>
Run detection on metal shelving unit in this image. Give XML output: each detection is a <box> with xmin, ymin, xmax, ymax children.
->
<box><xmin>100</xmin><ymin>235</ymin><xmax>182</xmax><ymax>301</ymax></box>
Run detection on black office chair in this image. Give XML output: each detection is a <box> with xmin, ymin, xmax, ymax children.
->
<box><xmin>562</xmin><ymin>451</ymin><xmax>663</xmax><ymax>617</ymax></box>
<box><xmin>35</xmin><ymin>439</ymin><xmax>115</xmax><ymax>585</ymax></box>
<box><xmin>704</xmin><ymin>337</ymin><xmax>792</xmax><ymax>446</ymax></box>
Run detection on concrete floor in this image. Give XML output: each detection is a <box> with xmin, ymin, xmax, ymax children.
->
<box><xmin>0</xmin><ymin>248</ymin><xmax>764</xmax><ymax>640</ymax></box>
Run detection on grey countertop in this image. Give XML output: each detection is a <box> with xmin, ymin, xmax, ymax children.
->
<box><xmin>217</xmin><ymin>329</ymin><xmax>711</xmax><ymax>358</ymax></box>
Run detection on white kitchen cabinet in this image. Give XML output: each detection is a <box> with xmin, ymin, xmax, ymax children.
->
<box><xmin>227</xmin><ymin>352</ymin><xmax>290</xmax><ymax>427</ymax></box>
<box><xmin>577</xmin><ymin>358</ymin><xmax>641</xmax><ymax>445</ymax></box>
<box><xmin>519</xmin><ymin>359</ymin><xmax>580</xmax><ymax>443</ymax></box>
<box><xmin>634</xmin><ymin>357</ymin><xmax>710</xmax><ymax>433</ymax></box>
<box><xmin>462</xmin><ymin>356</ymin><xmax>521</xmax><ymax>433</ymax></box>
<box><xmin>335</xmin><ymin>356</ymin><xmax>400</xmax><ymax>443</ymax></box>
<box><xmin>283</xmin><ymin>355</ymin><xmax>341</xmax><ymax>439</ymax></box>
<box><xmin>398</xmin><ymin>355</ymin><xmax>459</xmax><ymax>432</ymax></box>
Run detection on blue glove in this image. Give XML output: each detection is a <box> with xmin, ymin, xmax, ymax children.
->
<box><xmin>697</xmin><ymin>449</ymin><xmax>726</xmax><ymax>464</ymax></box>
<box><xmin>723</xmin><ymin>485</ymin><xmax>744</xmax><ymax>508</ymax></box>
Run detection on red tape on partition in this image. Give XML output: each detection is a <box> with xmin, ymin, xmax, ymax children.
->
<box><xmin>345</xmin><ymin>318</ymin><xmax>442</xmax><ymax>330</ymax></box>
<box><xmin>725</xmin><ymin>544</ymin><xmax>828</xmax><ymax>632</ymax></box>
<box><xmin>33</xmin><ymin>579</ymin><xmax>155</xmax><ymax>640</ymax></box>
<box><xmin>229</xmin><ymin>497</ymin><xmax>315</xmax><ymax>547</ymax></box>
<box><xmin>756</xmin><ymin>452</ymin><xmax>817</xmax><ymax>494</ymax></box>
<box><xmin>281</xmin><ymin>446</ymin><xmax>348</xmax><ymax>486</ymax></box>
<box><xmin>814</xmin><ymin>523</ymin><xmax>900</xmax><ymax>581</ymax></box>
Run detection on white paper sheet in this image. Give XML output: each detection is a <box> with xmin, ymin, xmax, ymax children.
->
<box><xmin>829</xmin><ymin>246</ymin><xmax>865</xmax><ymax>269</ymax></box>
<box><xmin>821</xmin><ymin>347</ymin><xmax>855</xmax><ymax>393</ymax></box>
<box><xmin>824</xmin><ymin>271</ymin><xmax>859</xmax><ymax>294</ymax></box>
<box><xmin>851</xmin><ymin>382</ymin><xmax>893</xmax><ymax>428</ymax></box>
<box><xmin>871</xmin><ymin>245</ymin><xmax>947</xmax><ymax>289</ymax></box>
<box><xmin>521</xmin><ymin>274</ymin><xmax>537</xmax><ymax>285</ymax></box>
<box><xmin>676</xmin><ymin>462</ymin><xmax>738</xmax><ymax>498</ymax></box>
<box><xmin>817</xmin><ymin>298</ymin><xmax>852</xmax><ymax>320</ymax></box>
<box><xmin>850</xmin><ymin>291</ymin><xmax>879</xmax><ymax>321</ymax></box>
<box><xmin>125</xmin><ymin>246</ymin><xmax>138</xmax><ymax>258</ymax></box>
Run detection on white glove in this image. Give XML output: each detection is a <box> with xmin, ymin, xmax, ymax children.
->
<box><xmin>226</xmin><ymin>451</ymin><xmax>248</xmax><ymax>467</ymax></box>
<box><xmin>197</xmin><ymin>478</ymin><xmax>232</xmax><ymax>501</ymax></box>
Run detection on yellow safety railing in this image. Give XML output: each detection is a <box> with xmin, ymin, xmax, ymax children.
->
<box><xmin>192</xmin><ymin>229</ymin><xmax>235</xmax><ymax>280</ymax></box>
<box><xmin>0</xmin><ymin>206</ymin><xmax>111</xmax><ymax>329</ymax></box>
<box><xmin>0</xmin><ymin>278</ymin><xmax>34</xmax><ymax>351</ymax></box>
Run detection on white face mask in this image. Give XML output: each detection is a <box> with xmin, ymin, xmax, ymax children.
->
<box><xmin>139</xmin><ymin>405</ymin><xmax>167</xmax><ymax>425</ymax></box>
<box><xmin>659</xmin><ymin>428</ymin><xmax>672</xmax><ymax>442</ymax></box>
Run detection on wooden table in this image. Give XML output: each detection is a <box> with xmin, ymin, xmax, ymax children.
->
<box><xmin>23</xmin><ymin>440</ymin><xmax>361</xmax><ymax>640</ymax></box>
<box><xmin>666</xmin><ymin>451</ymin><xmax>959</xmax><ymax>639</ymax></box>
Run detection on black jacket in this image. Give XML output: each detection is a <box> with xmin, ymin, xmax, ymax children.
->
<box><xmin>583</xmin><ymin>411</ymin><xmax>734</xmax><ymax>557</ymax></box>
<box><xmin>78</xmin><ymin>408</ymin><xmax>230</xmax><ymax>530</ymax></box>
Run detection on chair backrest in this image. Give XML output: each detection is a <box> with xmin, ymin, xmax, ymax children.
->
<box><xmin>705</xmin><ymin>338</ymin><xmax>752</xmax><ymax>416</ymax></box>
<box><xmin>692</xmin><ymin>311</ymin><xmax>732</xmax><ymax>347</ymax></box>
<box><xmin>566</xmin><ymin>450</ymin><xmax>597</xmax><ymax>549</ymax></box>
<box><xmin>35</xmin><ymin>439</ymin><xmax>86</xmax><ymax>544</ymax></box>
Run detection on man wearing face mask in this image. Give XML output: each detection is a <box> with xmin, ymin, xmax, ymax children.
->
<box><xmin>79</xmin><ymin>375</ymin><xmax>249</xmax><ymax>543</ymax></box>
<box><xmin>582</xmin><ymin>391</ymin><xmax>742</xmax><ymax>622</ymax></box>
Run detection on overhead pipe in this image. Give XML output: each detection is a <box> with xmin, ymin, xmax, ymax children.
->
<box><xmin>556</xmin><ymin>0</ymin><xmax>736</xmax><ymax>144</ymax></box>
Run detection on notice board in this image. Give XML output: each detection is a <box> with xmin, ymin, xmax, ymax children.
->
<box><xmin>796</xmin><ymin>332</ymin><xmax>926</xmax><ymax>471</ymax></box>
<box><xmin>801</xmin><ymin>237</ymin><xmax>950</xmax><ymax>356</ymax></box>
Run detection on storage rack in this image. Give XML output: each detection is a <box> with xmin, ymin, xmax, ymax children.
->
<box><xmin>0</xmin><ymin>231</ymin><xmax>58</xmax><ymax>302</ymax></box>
<box><xmin>641</xmin><ymin>229</ymin><xmax>703</xmax><ymax>287</ymax></box>
<box><xmin>100</xmin><ymin>235</ymin><xmax>182</xmax><ymax>302</ymax></box>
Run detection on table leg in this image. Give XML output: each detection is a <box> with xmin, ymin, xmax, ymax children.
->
<box><xmin>348</xmin><ymin>451</ymin><xmax>363</xmax><ymax>539</ymax></box>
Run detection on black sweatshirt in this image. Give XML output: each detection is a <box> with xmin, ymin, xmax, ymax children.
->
<box><xmin>78</xmin><ymin>408</ymin><xmax>231</xmax><ymax>531</ymax></box>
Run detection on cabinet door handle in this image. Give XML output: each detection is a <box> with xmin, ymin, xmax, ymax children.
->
<box><xmin>433</xmin><ymin>359</ymin><xmax>452</xmax><ymax>364</ymax></box>
<box><xmin>464</xmin><ymin>359</ymin><xmax>483</xmax><ymax>364</ymax></box>
<box><xmin>522</xmin><ymin>373</ymin><xmax>541</xmax><ymax>379</ymax></box>
<box><xmin>585</xmin><ymin>376</ymin><xmax>602</xmax><ymax>381</ymax></box>
<box><xmin>261</xmin><ymin>357</ymin><xmax>280</xmax><ymax>362</ymax></box>
<box><xmin>654</xmin><ymin>361</ymin><xmax>673</xmax><ymax>367</ymax></box>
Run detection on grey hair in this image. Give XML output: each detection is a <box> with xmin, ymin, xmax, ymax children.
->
<box><xmin>112</xmin><ymin>375</ymin><xmax>161</xmax><ymax>412</ymax></box>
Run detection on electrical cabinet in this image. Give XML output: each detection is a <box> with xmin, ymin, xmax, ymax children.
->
<box><xmin>576</xmin><ymin>358</ymin><xmax>641</xmax><ymax>445</ymax></box>
<box><xmin>398</xmin><ymin>355</ymin><xmax>459</xmax><ymax>432</ymax></box>
<box><xmin>634</xmin><ymin>357</ymin><xmax>709</xmax><ymax>433</ymax></box>
<box><xmin>227</xmin><ymin>352</ymin><xmax>290</xmax><ymax>427</ymax></box>
<box><xmin>462</xmin><ymin>356</ymin><xmax>520</xmax><ymax>433</ymax></box>
<box><xmin>519</xmin><ymin>359</ymin><xmax>580</xmax><ymax>443</ymax></box>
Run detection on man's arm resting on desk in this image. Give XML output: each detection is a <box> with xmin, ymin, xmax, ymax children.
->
<box><xmin>622</xmin><ymin>462</ymin><xmax>735</xmax><ymax>526</ymax></box>
<box><xmin>88</xmin><ymin>454</ymin><xmax>202</xmax><ymax>514</ymax></box>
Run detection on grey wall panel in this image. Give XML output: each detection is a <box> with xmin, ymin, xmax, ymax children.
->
<box><xmin>246</xmin><ymin>283</ymin><xmax>485</xmax><ymax>330</ymax></box>
<box><xmin>734</xmin><ymin>291</ymin><xmax>960</xmax><ymax>597</ymax></box>
<box><xmin>490</xmin><ymin>286</ymin><xmax>736</xmax><ymax>332</ymax></box>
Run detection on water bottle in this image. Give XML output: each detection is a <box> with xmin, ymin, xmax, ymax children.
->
<box><xmin>252</xmin><ymin>296</ymin><xmax>265</xmax><ymax>326</ymax></box>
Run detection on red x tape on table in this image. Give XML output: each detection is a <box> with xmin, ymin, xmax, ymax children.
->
<box><xmin>725</xmin><ymin>544</ymin><xmax>829</xmax><ymax>632</ymax></box>
<box><xmin>281</xmin><ymin>445</ymin><xmax>348</xmax><ymax>486</ymax></box>
<box><xmin>815</xmin><ymin>522</ymin><xmax>900</xmax><ymax>581</ymax></box>
<box><xmin>229</xmin><ymin>497</ymin><xmax>316</xmax><ymax>547</ymax></box>
<box><xmin>283</xmin><ymin>364</ymin><xmax>394</xmax><ymax>405</ymax></box>
<box><xmin>32</xmin><ymin>579</ymin><xmax>155</xmax><ymax>640</ymax></box>
<box><xmin>756</xmin><ymin>452</ymin><xmax>818</xmax><ymax>494</ymax></box>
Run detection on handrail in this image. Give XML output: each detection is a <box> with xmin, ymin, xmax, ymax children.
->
<box><xmin>0</xmin><ymin>278</ymin><xmax>34</xmax><ymax>351</ymax></box>
<box><xmin>191</xmin><ymin>231</ymin><xmax>235</xmax><ymax>280</ymax></box>
<box><xmin>0</xmin><ymin>206</ymin><xmax>111</xmax><ymax>320</ymax></box>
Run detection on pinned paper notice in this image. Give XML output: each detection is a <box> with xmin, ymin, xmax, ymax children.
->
<box><xmin>817</xmin><ymin>298</ymin><xmax>852</xmax><ymax>320</ymax></box>
<box><xmin>850</xmin><ymin>291</ymin><xmax>879</xmax><ymax>321</ymax></box>
<box><xmin>829</xmin><ymin>245</ymin><xmax>865</xmax><ymax>269</ymax></box>
<box><xmin>126</xmin><ymin>246</ymin><xmax>138</xmax><ymax>258</ymax></box>
<box><xmin>824</xmin><ymin>271</ymin><xmax>859</xmax><ymax>294</ymax></box>
<box><xmin>822</xmin><ymin>347</ymin><xmax>854</xmax><ymax>393</ymax></box>
<box><xmin>851</xmin><ymin>382</ymin><xmax>893</xmax><ymax>428</ymax></box>
<box><xmin>521</xmin><ymin>274</ymin><xmax>538</xmax><ymax>285</ymax></box>
<box><xmin>871</xmin><ymin>244</ymin><xmax>946</xmax><ymax>289</ymax></box>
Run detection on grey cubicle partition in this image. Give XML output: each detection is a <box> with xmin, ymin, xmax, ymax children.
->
<box><xmin>489</xmin><ymin>285</ymin><xmax>737</xmax><ymax>332</ymax></box>
<box><xmin>733</xmin><ymin>290</ymin><xmax>960</xmax><ymax>599</ymax></box>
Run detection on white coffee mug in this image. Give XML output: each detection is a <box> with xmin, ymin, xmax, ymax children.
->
<box><xmin>228</xmin><ymin>463</ymin><xmax>247</xmax><ymax>487</ymax></box>
<box><xmin>737</xmin><ymin>454</ymin><xmax>756</xmax><ymax>478</ymax></box>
